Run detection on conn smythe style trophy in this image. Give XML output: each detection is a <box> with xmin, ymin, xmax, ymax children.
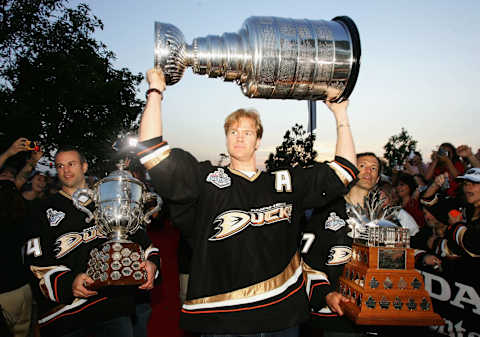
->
<box><xmin>339</xmin><ymin>192</ymin><xmax>444</xmax><ymax>326</ymax></box>
<box><xmin>72</xmin><ymin>157</ymin><xmax>161</xmax><ymax>290</ymax></box>
<box><xmin>154</xmin><ymin>16</ymin><xmax>361</xmax><ymax>102</ymax></box>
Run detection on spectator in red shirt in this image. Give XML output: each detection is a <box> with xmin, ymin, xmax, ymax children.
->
<box><xmin>425</xmin><ymin>142</ymin><xmax>465</xmax><ymax>197</ymax></box>
<box><xmin>396</xmin><ymin>172</ymin><xmax>426</xmax><ymax>228</ymax></box>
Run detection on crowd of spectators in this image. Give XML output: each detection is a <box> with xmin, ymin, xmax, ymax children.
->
<box><xmin>1</xmin><ymin>134</ymin><xmax>479</xmax><ymax>337</ymax></box>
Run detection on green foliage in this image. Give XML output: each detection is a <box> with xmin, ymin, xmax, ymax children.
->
<box><xmin>265</xmin><ymin>124</ymin><xmax>317</xmax><ymax>172</ymax></box>
<box><xmin>383</xmin><ymin>128</ymin><xmax>417</xmax><ymax>175</ymax></box>
<box><xmin>0</xmin><ymin>0</ymin><xmax>144</xmax><ymax>177</ymax></box>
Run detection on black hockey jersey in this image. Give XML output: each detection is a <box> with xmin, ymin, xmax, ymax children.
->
<box><xmin>24</xmin><ymin>190</ymin><xmax>160</xmax><ymax>337</ymax></box>
<box><xmin>301</xmin><ymin>197</ymin><xmax>360</xmax><ymax>332</ymax></box>
<box><xmin>137</xmin><ymin>138</ymin><xmax>358</xmax><ymax>334</ymax></box>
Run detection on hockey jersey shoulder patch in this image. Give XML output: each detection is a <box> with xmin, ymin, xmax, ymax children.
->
<box><xmin>47</xmin><ymin>208</ymin><xmax>65</xmax><ymax>227</ymax></box>
<box><xmin>325</xmin><ymin>212</ymin><xmax>346</xmax><ymax>231</ymax></box>
<box><xmin>206</xmin><ymin>168</ymin><xmax>231</xmax><ymax>188</ymax></box>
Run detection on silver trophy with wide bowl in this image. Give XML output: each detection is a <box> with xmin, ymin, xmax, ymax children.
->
<box><xmin>72</xmin><ymin>162</ymin><xmax>162</xmax><ymax>290</ymax></box>
<box><xmin>154</xmin><ymin>16</ymin><xmax>361</xmax><ymax>102</ymax></box>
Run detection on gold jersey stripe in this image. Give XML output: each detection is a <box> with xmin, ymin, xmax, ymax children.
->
<box><xmin>185</xmin><ymin>252</ymin><xmax>301</xmax><ymax>306</ymax></box>
<box><xmin>143</xmin><ymin>149</ymin><xmax>172</xmax><ymax>170</ymax></box>
<box><xmin>227</xmin><ymin>166</ymin><xmax>262</xmax><ymax>181</ymax></box>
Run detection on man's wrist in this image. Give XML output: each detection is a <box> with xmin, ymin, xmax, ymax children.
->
<box><xmin>146</xmin><ymin>88</ymin><xmax>164</xmax><ymax>99</ymax></box>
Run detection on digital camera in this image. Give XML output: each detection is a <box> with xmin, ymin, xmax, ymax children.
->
<box><xmin>437</xmin><ymin>148</ymin><xmax>449</xmax><ymax>157</ymax></box>
<box><xmin>25</xmin><ymin>140</ymin><xmax>40</xmax><ymax>152</ymax></box>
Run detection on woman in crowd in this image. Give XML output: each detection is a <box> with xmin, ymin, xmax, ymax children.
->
<box><xmin>425</xmin><ymin>142</ymin><xmax>465</xmax><ymax>197</ymax></box>
<box><xmin>395</xmin><ymin>172</ymin><xmax>426</xmax><ymax>228</ymax></box>
<box><xmin>21</xmin><ymin>171</ymin><xmax>47</xmax><ymax>202</ymax></box>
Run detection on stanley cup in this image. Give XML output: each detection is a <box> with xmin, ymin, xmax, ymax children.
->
<box><xmin>154</xmin><ymin>16</ymin><xmax>361</xmax><ymax>102</ymax></box>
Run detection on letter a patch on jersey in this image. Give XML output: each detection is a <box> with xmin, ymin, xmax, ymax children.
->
<box><xmin>324</xmin><ymin>212</ymin><xmax>346</xmax><ymax>231</ymax></box>
<box><xmin>47</xmin><ymin>208</ymin><xmax>65</xmax><ymax>227</ymax></box>
<box><xmin>206</xmin><ymin>168</ymin><xmax>231</xmax><ymax>189</ymax></box>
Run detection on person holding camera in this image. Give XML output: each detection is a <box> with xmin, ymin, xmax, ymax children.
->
<box><xmin>456</xmin><ymin>144</ymin><xmax>480</xmax><ymax>169</ymax></box>
<box><xmin>0</xmin><ymin>137</ymin><xmax>43</xmax><ymax>190</ymax></box>
<box><xmin>404</xmin><ymin>151</ymin><xmax>427</xmax><ymax>177</ymax></box>
<box><xmin>425</xmin><ymin>142</ymin><xmax>465</xmax><ymax>197</ymax></box>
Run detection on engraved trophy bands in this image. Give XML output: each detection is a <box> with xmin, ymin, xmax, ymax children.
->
<box><xmin>154</xmin><ymin>16</ymin><xmax>361</xmax><ymax>102</ymax></box>
<box><xmin>72</xmin><ymin>168</ymin><xmax>162</xmax><ymax>290</ymax></box>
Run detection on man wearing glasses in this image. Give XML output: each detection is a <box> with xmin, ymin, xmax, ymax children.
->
<box><xmin>24</xmin><ymin>146</ymin><xmax>160</xmax><ymax>337</ymax></box>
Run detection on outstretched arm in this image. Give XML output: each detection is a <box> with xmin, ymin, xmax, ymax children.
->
<box><xmin>139</xmin><ymin>69</ymin><xmax>167</xmax><ymax>142</ymax></box>
<box><xmin>0</xmin><ymin>137</ymin><xmax>27</xmax><ymax>169</ymax></box>
<box><xmin>326</xmin><ymin>100</ymin><xmax>356</xmax><ymax>166</ymax></box>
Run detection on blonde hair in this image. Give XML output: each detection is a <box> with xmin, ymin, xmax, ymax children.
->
<box><xmin>224</xmin><ymin>109</ymin><xmax>263</xmax><ymax>139</ymax></box>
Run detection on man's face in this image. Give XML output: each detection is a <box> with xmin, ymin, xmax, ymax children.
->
<box><xmin>356</xmin><ymin>155</ymin><xmax>380</xmax><ymax>191</ymax></box>
<box><xmin>226</xmin><ymin>117</ymin><xmax>260</xmax><ymax>163</ymax></box>
<box><xmin>463</xmin><ymin>181</ymin><xmax>480</xmax><ymax>206</ymax></box>
<box><xmin>55</xmin><ymin>151</ymin><xmax>87</xmax><ymax>191</ymax></box>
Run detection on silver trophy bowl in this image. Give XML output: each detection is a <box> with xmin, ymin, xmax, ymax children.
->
<box><xmin>73</xmin><ymin>169</ymin><xmax>161</xmax><ymax>241</ymax></box>
<box><xmin>72</xmin><ymin>167</ymin><xmax>162</xmax><ymax>289</ymax></box>
<box><xmin>154</xmin><ymin>16</ymin><xmax>361</xmax><ymax>102</ymax></box>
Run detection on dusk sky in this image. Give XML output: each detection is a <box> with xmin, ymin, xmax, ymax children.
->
<box><xmin>74</xmin><ymin>0</ymin><xmax>480</xmax><ymax>168</ymax></box>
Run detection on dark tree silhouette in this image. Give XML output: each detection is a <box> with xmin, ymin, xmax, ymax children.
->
<box><xmin>0</xmin><ymin>1</ymin><xmax>144</xmax><ymax>176</ymax></box>
<box><xmin>265</xmin><ymin>124</ymin><xmax>317</xmax><ymax>172</ymax></box>
<box><xmin>383</xmin><ymin>127</ymin><xmax>417</xmax><ymax>176</ymax></box>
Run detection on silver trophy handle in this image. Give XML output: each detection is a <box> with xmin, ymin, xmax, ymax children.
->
<box><xmin>72</xmin><ymin>188</ymin><xmax>95</xmax><ymax>223</ymax></box>
<box><xmin>143</xmin><ymin>192</ymin><xmax>163</xmax><ymax>224</ymax></box>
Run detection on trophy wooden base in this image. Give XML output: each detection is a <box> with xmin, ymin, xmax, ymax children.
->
<box><xmin>86</xmin><ymin>240</ymin><xmax>147</xmax><ymax>290</ymax></box>
<box><xmin>339</xmin><ymin>243</ymin><xmax>444</xmax><ymax>326</ymax></box>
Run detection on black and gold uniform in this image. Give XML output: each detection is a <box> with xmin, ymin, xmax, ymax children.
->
<box><xmin>137</xmin><ymin>137</ymin><xmax>358</xmax><ymax>334</ymax></box>
<box><xmin>24</xmin><ymin>191</ymin><xmax>160</xmax><ymax>337</ymax></box>
<box><xmin>301</xmin><ymin>197</ymin><xmax>358</xmax><ymax>334</ymax></box>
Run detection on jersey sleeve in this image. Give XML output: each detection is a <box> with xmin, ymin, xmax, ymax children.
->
<box><xmin>299</xmin><ymin>156</ymin><xmax>358</xmax><ymax>210</ymax></box>
<box><xmin>24</xmin><ymin>214</ymin><xmax>77</xmax><ymax>304</ymax></box>
<box><xmin>301</xmin><ymin>198</ymin><xmax>352</xmax><ymax>314</ymax></box>
<box><xmin>137</xmin><ymin>139</ymin><xmax>203</xmax><ymax>235</ymax></box>
<box><xmin>131</xmin><ymin>229</ymin><xmax>161</xmax><ymax>281</ymax></box>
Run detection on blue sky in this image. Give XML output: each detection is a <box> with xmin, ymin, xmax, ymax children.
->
<box><xmin>74</xmin><ymin>0</ymin><xmax>480</xmax><ymax>167</ymax></box>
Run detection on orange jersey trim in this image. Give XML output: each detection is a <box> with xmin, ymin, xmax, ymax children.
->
<box><xmin>40</xmin><ymin>297</ymin><xmax>108</xmax><ymax>327</ymax></box>
<box><xmin>137</xmin><ymin>141</ymin><xmax>166</xmax><ymax>156</ymax></box>
<box><xmin>54</xmin><ymin>271</ymin><xmax>68</xmax><ymax>302</ymax></box>
<box><xmin>334</xmin><ymin>160</ymin><xmax>357</xmax><ymax>180</ymax></box>
<box><xmin>308</xmin><ymin>281</ymin><xmax>329</xmax><ymax>301</ymax></box>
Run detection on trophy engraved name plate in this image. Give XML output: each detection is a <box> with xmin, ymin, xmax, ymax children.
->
<box><xmin>154</xmin><ymin>16</ymin><xmax>361</xmax><ymax>102</ymax></box>
<box><xmin>73</xmin><ymin>166</ymin><xmax>161</xmax><ymax>290</ymax></box>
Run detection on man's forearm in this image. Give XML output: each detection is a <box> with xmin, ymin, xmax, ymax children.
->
<box><xmin>139</xmin><ymin>94</ymin><xmax>163</xmax><ymax>141</ymax></box>
<box><xmin>139</xmin><ymin>69</ymin><xmax>166</xmax><ymax>142</ymax></box>
<box><xmin>335</xmin><ymin>116</ymin><xmax>356</xmax><ymax>166</ymax></box>
<box><xmin>0</xmin><ymin>152</ymin><xmax>9</xmax><ymax>169</ymax></box>
<box><xmin>466</xmin><ymin>155</ymin><xmax>480</xmax><ymax>168</ymax></box>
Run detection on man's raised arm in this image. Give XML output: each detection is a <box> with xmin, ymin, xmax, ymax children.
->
<box><xmin>326</xmin><ymin>100</ymin><xmax>356</xmax><ymax>166</ymax></box>
<box><xmin>139</xmin><ymin>69</ymin><xmax>167</xmax><ymax>142</ymax></box>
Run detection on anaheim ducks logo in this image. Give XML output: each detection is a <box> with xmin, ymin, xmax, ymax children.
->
<box><xmin>209</xmin><ymin>203</ymin><xmax>292</xmax><ymax>241</ymax></box>
<box><xmin>55</xmin><ymin>226</ymin><xmax>106</xmax><ymax>258</ymax></box>
<box><xmin>326</xmin><ymin>246</ymin><xmax>352</xmax><ymax>265</ymax></box>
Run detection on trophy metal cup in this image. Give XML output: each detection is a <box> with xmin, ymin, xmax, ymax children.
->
<box><xmin>154</xmin><ymin>16</ymin><xmax>361</xmax><ymax>102</ymax></box>
<box><xmin>72</xmin><ymin>162</ymin><xmax>162</xmax><ymax>290</ymax></box>
<box><xmin>339</xmin><ymin>192</ymin><xmax>444</xmax><ymax>326</ymax></box>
